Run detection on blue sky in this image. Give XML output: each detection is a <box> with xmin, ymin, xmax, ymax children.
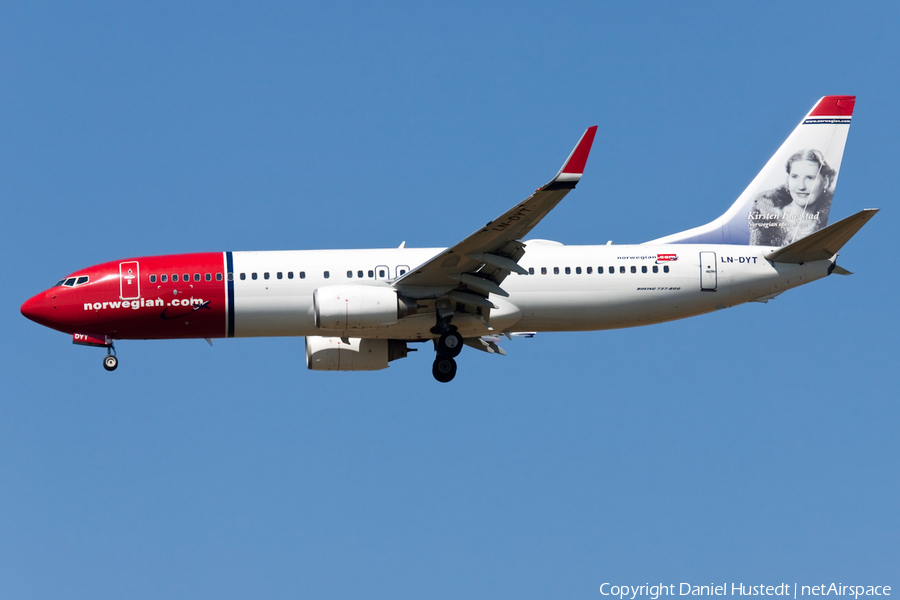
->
<box><xmin>2</xmin><ymin>2</ymin><xmax>897</xmax><ymax>598</ymax></box>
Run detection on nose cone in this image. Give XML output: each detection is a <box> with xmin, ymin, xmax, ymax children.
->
<box><xmin>21</xmin><ymin>291</ymin><xmax>57</xmax><ymax>327</ymax></box>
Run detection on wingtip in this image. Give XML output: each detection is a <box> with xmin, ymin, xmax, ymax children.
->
<box><xmin>555</xmin><ymin>125</ymin><xmax>598</xmax><ymax>182</ymax></box>
<box><xmin>561</xmin><ymin>125</ymin><xmax>598</xmax><ymax>174</ymax></box>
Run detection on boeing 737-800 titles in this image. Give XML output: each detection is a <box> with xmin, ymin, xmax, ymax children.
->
<box><xmin>21</xmin><ymin>96</ymin><xmax>876</xmax><ymax>382</ymax></box>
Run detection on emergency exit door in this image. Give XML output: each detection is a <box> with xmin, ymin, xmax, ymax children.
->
<box><xmin>700</xmin><ymin>252</ymin><xmax>717</xmax><ymax>292</ymax></box>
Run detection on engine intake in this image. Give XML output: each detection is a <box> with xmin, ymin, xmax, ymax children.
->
<box><xmin>313</xmin><ymin>285</ymin><xmax>416</xmax><ymax>330</ymax></box>
<box><xmin>305</xmin><ymin>336</ymin><xmax>409</xmax><ymax>371</ymax></box>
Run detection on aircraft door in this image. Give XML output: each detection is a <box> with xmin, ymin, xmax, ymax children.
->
<box><xmin>120</xmin><ymin>261</ymin><xmax>141</xmax><ymax>299</ymax></box>
<box><xmin>699</xmin><ymin>252</ymin><xmax>717</xmax><ymax>292</ymax></box>
<box><xmin>374</xmin><ymin>265</ymin><xmax>389</xmax><ymax>280</ymax></box>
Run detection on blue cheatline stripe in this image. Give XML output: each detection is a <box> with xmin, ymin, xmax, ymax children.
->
<box><xmin>226</xmin><ymin>251</ymin><xmax>235</xmax><ymax>338</ymax></box>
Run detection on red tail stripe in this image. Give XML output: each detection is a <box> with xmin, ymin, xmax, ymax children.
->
<box><xmin>809</xmin><ymin>95</ymin><xmax>856</xmax><ymax>117</ymax></box>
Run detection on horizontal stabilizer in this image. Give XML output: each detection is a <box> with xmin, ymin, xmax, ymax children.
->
<box><xmin>766</xmin><ymin>209</ymin><xmax>878</xmax><ymax>264</ymax></box>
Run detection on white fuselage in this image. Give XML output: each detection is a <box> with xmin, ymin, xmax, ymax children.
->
<box><xmin>230</xmin><ymin>242</ymin><xmax>830</xmax><ymax>339</ymax></box>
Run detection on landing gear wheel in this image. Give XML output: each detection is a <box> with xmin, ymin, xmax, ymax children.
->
<box><xmin>103</xmin><ymin>355</ymin><xmax>118</xmax><ymax>371</ymax></box>
<box><xmin>432</xmin><ymin>356</ymin><xmax>457</xmax><ymax>383</ymax></box>
<box><xmin>438</xmin><ymin>331</ymin><xmax>464</xmax><ymax>358</ymax></box>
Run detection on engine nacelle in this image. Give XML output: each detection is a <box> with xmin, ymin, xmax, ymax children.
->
<box><xmin>305</xmin><ymin>336</ymin><xmax>409</xmax><ymax>371</ymax></box>
<box><xmin>313</xmin><ymin>285</ymin><xmax>415</xmax><ymax>330</ymax></box>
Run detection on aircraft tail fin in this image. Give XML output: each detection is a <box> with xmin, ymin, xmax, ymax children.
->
<box><xmin>647</xmin><ymin>96</ymin><xmax>856</xmax><ymax>247</ymax></box>
<box><xmin>765</xmin><ymin>208</ymin><xmax>877</xmax><ymax>264</ymax></box>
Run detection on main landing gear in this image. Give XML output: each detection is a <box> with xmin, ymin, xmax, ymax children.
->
<box><xmin>103</xmin><ymin>344</ymin><xmax>118</xmax><ymax>371</ymax></box>
<box><xmin>431</xmin><ymin>310</ymin><xmax>464</xmax><ymax>382</ymax></box>
<box><xmin>432</xmin><ymin>354</ymin><xmax>457</xmax><ymax>383</ymax></box>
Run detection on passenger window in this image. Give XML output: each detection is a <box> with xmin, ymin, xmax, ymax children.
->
<box><xmin>324</xmin><ymin>271</ymin><xmax>330</xmax><ymax>279</ymax></box>
<box><xmin>347</xmin><ymin>270</ymin><xmax>353</xmax><ymax>278</ymax></box>
<box><xmin>378</xmin><ymin>269</ymin><xmax>385</xmax><ymax>278</ymax></box>
<box><xmin>641</xmin><ymin>266</ymin><xmax>647</xmax><ymax>273</ymax></box>
<box><xmin>609</xmin><ymin>266</ymin><xmax>615</xmax><ymax>273</ymax></box>
<box><xmin>264</xmin><ymin>272</ymin><xmax>270</xmax><ymax>280</ymax></box>
<box><xmin>161</xmin><ymin>274</ymin><xmax>168</xmax><ymax>283</ymax></box>
<box><xmin>252</xmin><ymin>273</ymin><xmax>258</xmax><ymax>280</ymax></box>
<box><xmin>652</xmin><ymin>265</ymin><xmax>659</xmax><ymax>273</ymax></box>
<box><xmin>172</xmin><ymin>274</ymin><xmax>179</xmax><ymax>282</ymax></box>
<box><xmin>183</xmin><ymin>274</ymin><xmax>189</xmax><ymax>282</ymax></box>
<box><xmin>553</xmin><ymin>267</ymin><xmax>559</xmax><ymax>274</ymax></box>
<box><xmin>630</xmin><ymin>266</ymin><xmax>636</xmax><ymax>273</ymax></box>
<box><xmin>288</xmin><ymin>272</ymin><xmax>294</xmax><ymax>279</ymax></box>
<box><xmin>150</xmin><ymin>275</ymin><xmax>157</xmax><ymax>283</ymax></box>
<box><xmin>575</xmin><ymin>267</ymin><xmax>581</xmax><ymax>274</ymax></box>
<box><xmin>205</xmin><ymin>273</ymin><xmax>211</xmax><ymax>281</ymax></box>
<box><xmin>399</xmin><ymin>269</ymin><xmax>406</xmax><ymax>276</ymax></box>
<box><xmin>300</xmin><ymin>271</ymin><xmax>306</xmax><ymax>279</ymax></box>
<box><xmin>76</xmin><ymin>276</ymin><xmax>89</xmax><ymax>285</ymax></box>
<box><xmin>240</xmin><ymin>273</ymin><xmax>246</xmax><ymax>280</ymax></box>
<box><xmin>358</xmin><ymin>270</ymin><xmax>363</xmax><ymax>278</ymax></box>
<box><xmin>664</xmin><ymin>265</ymin><xmax>670</xmax><ymax>273</ymax></box>
<box><xmin>194</xmin><ymin>273</ymin><xmax>200</xmax><ymax>282</ymax></box>
<box><xmin>597</xmin><ymin>267</ymin><xmax>603</xmax><ymax>274</ymax></box>
<box><xmin>277</xmin><ymin>272</ymin><xmax>283</xmax><ymax>279</ymax></box>
<box><xmin>541</xmin><ymin>267</ymin><xmax>547</xmax><ymax>275</ymax></box>
<box><xmin>565</xmin><ymin>267</ymin><xmax>571</xmax><ymax>274</ymax></box>
<box><xmin>528</xmin><ymin>267</ymin><xmax>535</xmax><ymax>275</ymax></box>
<box><xmin>368</xmin><ymin>270</ymin><xmax>374</xmax><ymax>278</ymax></box>
<box><xmin>620</xmin><ymin>266</ymin><xmax>625</xmax><ymax>274</ymax></box>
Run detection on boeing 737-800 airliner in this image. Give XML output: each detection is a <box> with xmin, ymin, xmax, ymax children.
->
<box><xmin>21</xmin><ymin>96</ymin><xmax>875</xmax><ymax>382</ymax></box>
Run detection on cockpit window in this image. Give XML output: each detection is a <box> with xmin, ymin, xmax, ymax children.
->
<box><xmin>57</xmin><ymin>275</ymin><xmax>90</xmax><ymax>287</ymax></box>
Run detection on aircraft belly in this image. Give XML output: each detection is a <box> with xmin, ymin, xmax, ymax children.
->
<box><xmin>234</xmin><ymin>294</ymin><xmax>315</xmax><ymax>337</ymax></box>
<box><xmin>310</xmin><ymin>313</ymin><xmax>492</xmax><ymax>340</ymax></box>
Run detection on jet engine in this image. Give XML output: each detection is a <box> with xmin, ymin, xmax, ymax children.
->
<box><xmin>305</xmin><ymin>336</ymin><xmax>410</xmax><ymax>371</ymax></box>
<box><xmin>313</xmin><ymin>285</ymin><xmax>416</xmax><ymax>330</ymax></box>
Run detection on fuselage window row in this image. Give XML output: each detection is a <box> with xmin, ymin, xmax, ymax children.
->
<box><xmin>527</xmin><ymin>265</ymin><xmax>671</xmax><ymax>276</ymax></box>
<box><xmin>145</xmin><ymin>264</ymin><xmax>671</xmax><ymax>285</ymax></box>
<box><xmin>228</xmin><ymin>269</ymin><xmax>401</xmax><ymax>281</ymax></box>
<box><xmin>237</xmin><ymin>271</ymin><xmax>308</xmax><ymax>280</ymax></box>
<box><xmin>147</xmin><ymin>265</ymin><xmax>674</xmax><ymax>286</ymax></box>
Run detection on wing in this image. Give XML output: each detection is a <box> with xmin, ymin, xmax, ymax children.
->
<box><xmin>393</xmin><ymin>126</ymin><xmax>597</xmax><ymax>302</ymax></box>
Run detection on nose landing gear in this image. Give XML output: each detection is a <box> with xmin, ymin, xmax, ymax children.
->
<box><xmin>102</xmin><ymin>344</ymin><xmax>118</xmax><ymax>371</ymax></box>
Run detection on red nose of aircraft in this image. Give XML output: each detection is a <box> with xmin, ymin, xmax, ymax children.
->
<box><xmin>21</xmin><ymin>291</ymin><xmax>59</xmax><ymax>328</ymax></box>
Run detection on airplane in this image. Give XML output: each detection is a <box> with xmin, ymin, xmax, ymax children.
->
<box><xmin>21</xmin><ymin>95</ymin><xmax>876</xmax><ymax>383</ymax></box>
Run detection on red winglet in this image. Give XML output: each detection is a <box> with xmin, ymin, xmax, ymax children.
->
<box><xmin>561</xmin><ymin>125</ymin><xmax>598</xmax><ymax>174</ymax></box>
<box><xmin>809</xmin><ymin>95</ymin><xmax>856</xmax><ymax>117</ymax></box>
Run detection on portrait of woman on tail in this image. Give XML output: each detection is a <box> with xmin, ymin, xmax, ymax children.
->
<box><xmin>749</xmin><ymin>149</ymin><xmax>835</xmax><ymax>246</ymax></box>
